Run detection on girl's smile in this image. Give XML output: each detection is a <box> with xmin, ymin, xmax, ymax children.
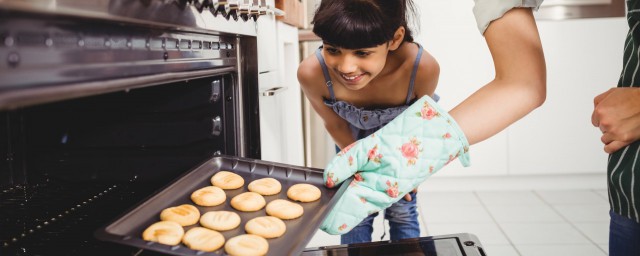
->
<box><xmin>339</xmin><ymin>72</ymin><xmax>366</xmax><ymax>86</ymax></box>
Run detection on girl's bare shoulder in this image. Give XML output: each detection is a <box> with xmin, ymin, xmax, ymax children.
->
<box><xmin>413</xmin><ymin>46</ymin><xmax>440</xmax><ymax>96</ymax></box>
<box><xmin>297</xmin><ymin>53</ymin><xmax>327</xmax><ymax>98</ymax></box>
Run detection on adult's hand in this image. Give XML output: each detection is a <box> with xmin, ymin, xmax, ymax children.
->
<box><xmin>320</xmin><ymin>96</ymin><xmax>470</xmax><ymax>235</ymax></box>
<box><xmin>592</xmin><ymin>87</ymin><xmax>640</xmax><ymax>153</ymax></box>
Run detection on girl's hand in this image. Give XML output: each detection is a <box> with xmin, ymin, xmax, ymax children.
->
<box><xmin>403</xmin><ymin>188</ymin><xmax>418</xmax><ymax>202</ymax></box>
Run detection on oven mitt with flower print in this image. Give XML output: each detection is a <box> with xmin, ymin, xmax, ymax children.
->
<box><xmin>320</xmin><ymin>95</ymin><xmax>471</xmax><ymax>235</ymax></box>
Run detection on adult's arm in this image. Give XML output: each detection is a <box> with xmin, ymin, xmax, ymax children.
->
<box><xmin>450</xmin><ymin>7</ymin><xmax>546</xmax><ymax>145</ymax></box>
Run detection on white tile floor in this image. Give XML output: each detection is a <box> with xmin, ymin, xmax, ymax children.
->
<box><xmin>307</xmin><ymin>189</ymin><xmax>610</xmax><ymax>256</ymax></box>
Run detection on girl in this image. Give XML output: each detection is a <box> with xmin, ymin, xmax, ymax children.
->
<box><xmin>297</xmin><ymin>0</ymin><xmax>436</xmax><ymax>244</ymax></box>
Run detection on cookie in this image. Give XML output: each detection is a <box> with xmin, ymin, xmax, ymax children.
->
<box><xmin>182</xmin><ymin>227</ymin><xmax>225</xmax><ymax>252</ymax></box>
<box><xmin>247</xmin><ymin>177</ymin><xmax>282</xmax><ymax>196</ymax></box>
<box><xmin>200</xmin><ymin>211</ymin><xmax>241</xmax><ymax>231</ymax></box>
<box><xmin>230</xmin><ymin>192</ymin><xmax>266</xmax><ymax>212</ymax></box>
<box><xmin>211</xmin><ymin>171</ymin><xmax>244</xmax><ymax>190</ymax></box>
<box><xmin>142</xmin><ymin>221</ymin><xmax>184</xmax><ymax>246</ymax></box>
<box><xmin>287</xmin><ymin>183</ymin><xmax>321</xmax><ymax>202</ymax></box>
<box><xmin>265</xmin><ymin>199</ymin><xmax>304</xmax><ymax>220</ymax></box>
<box><xmin>224</xmin><ymin>234</ymin><xmax>269</xmax><ymax>256</ymax></box>
<box><xmin>245</xmin><ymin>216</ymin><xmax>286</xmax><ymax>239</ymax></box>
<box><xmin>191</xmin><ymin>186</ymin><xmax>226</xmax><ymax>207</ymax></box>
<box><xmin>160</xmin><ymin>204</ymin><xmax>200</xmax><ymax>226</ymax></box>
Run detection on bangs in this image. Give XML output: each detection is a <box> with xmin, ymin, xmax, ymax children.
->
<box><xmin>312</xmin><ymin>2</ymin><xmax>394</xmax><ymax>49</ymax></box>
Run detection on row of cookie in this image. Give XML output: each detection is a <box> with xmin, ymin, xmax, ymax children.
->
<box><xmin>143</xmin><ymin>220</ymin><xmax>270</xmax><ymax>255</ymax></box>
<box><xmin>193</xmin><ymin>172</ymin><xmax>322</xmax><ymax>208</ymax></box>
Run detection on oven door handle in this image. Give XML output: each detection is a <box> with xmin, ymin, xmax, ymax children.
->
<box><xmin>261</xmin><ymin>86</ymin><xmax>287</xmax><ymax>96</ymax></box>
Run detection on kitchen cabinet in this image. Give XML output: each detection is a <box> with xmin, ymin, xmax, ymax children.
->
<box><xmin>257</xmin><ymin>0</ymin><xmax>278</xmax><ymax>73</ymax></box>
<box><xmin>257</xmin><ymin>14</ymin><xmax>305</xmax><ymax>166</ymax></box>
<box><xmin>508</xmin><ymin>18</ymin><xmax>626</xmax><ymax>175</ymax></box>
<box><xmin>415</xmin><ymin>0</ymin><xmax>624</xmax><ymax>178</ymax></box>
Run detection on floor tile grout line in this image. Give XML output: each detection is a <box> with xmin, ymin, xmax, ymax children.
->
<box><xmin>473</xmin><ymin>190</ymin><xmax>523</xmax><ymax>256</ymax></box>
<box><xmin>532</xmin><ymin>190</ymin><xmax>608</xmax><ymax>255</ymax></box>
<box><xmin>592</xmin><ymin>188</ymin><xmax>610</xmax><ymax>201</ymax></box>
<box><xmin>416</xmin><ymin>202</ymin><xmax>429</xmax><ymax>236</ymax></box>
<box><xmin>416</xmin><ymin>197</ymin><xmax>435</xmax><ymax>237</ymax></box>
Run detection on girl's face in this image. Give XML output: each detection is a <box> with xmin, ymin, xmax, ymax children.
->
<box><xmin>322</xmin><ymin>43</ymin><xmax>391</xmax><ymax>91</ymax></box>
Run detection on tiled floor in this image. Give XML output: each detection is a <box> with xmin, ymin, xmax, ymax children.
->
<box><xmin>307</xmin><ymin>189</ymin><xmax>610</xmax><ymax>256</ymax></box>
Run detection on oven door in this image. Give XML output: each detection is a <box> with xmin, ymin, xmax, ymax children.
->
<box><xmin>302</xmin><ymin>233</ymin><xmax>486</xmax><ymax>256</ymax></box>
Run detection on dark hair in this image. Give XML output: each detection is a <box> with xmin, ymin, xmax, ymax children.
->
<box><xmin>311</xmin><ymin>0</ymin><xmax>417</xmax><ymax>49</ymax></box>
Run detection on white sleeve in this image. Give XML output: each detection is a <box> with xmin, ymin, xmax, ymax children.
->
<box><xmin>473</xmin><ymin>0</ymin><xmax>544</xmax><ymax>35</ymax></box>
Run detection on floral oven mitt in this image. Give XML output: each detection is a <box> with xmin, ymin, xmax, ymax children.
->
<box><xmin>321</xmin><ymin>96</ymin><xmax>471</xmax><ymax>235</ymax></box>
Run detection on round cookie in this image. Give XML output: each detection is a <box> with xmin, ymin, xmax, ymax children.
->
<box><xmin>182</xmin><ymin>227</ymin><xmax>225</xmax><ymax>252</ymax></box>
<box><xmin>248</xmin><ymin>177</ymin><xmax>282</xmax><ymax>196</ymax></box>
<box><xmin>245</xmin><ymin>216</ymin><xmax>287</xmax><ymax>239</ymax></box>
<box><xmin>265</xmin><ymin>199</ymin><xmax>304</xmax><ymax>220</ymax></box>
<box><xmin>287</xmin><ymin>183</ymin><xmax>321</xmax><ymax>202</ymax></box>
<box><xmin>224</xmin><ymin>234</ymin><xmax>269</xmax><ymax>256</ymax></box>
<box><xmin>230</xmin><ymin>192</ymin><xmax>266</xmax><ymax>212</ymax></box>
<box><xmin>160</xmin><ymin>204</ymin><xmax>200</xmax><ymax>226</ymax></box>
<box><xmin>191</xmin><ymin>186</ymin><xmax>226</xmax><ymax>207</ymax></box>
<box><xmin>142</xmin><ymin>221</ymin><xmax>184</xmax><ymax>246</ymax></box>
<box><xmin>200</xmin><ymin>211</ymin><xmax>241</xmax><ymax>231</ymax></box>
<box><xmin>211</xmin><ymin>171</ymin><xmax>244</xmax><ymax>190</ymax></box>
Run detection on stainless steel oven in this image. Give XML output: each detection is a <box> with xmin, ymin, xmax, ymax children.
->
<box><xmin>0</xmin><ymin>1</ymin><xmax>267</xmax><ymax>255</ymax></box>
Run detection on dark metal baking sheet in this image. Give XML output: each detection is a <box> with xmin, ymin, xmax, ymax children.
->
<box><xmin>95</xmin><ymin>155</ymin><xmax>350</xmax><ymax>256</ymax></box>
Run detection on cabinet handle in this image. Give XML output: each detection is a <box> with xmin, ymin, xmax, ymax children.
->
<box><xmin>268</xmin><ymin>7</ymin><xmax>285</xmax><ymax>17</ymax></box>
<box><xmin>261</xmin><ymin>86</ymin><xmax>287</xmax><ymax>96</ymax></box>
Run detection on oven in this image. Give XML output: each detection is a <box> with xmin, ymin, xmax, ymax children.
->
<box><xmin>0</xmin><ymin>0</ymin><xmax>265</xmax><ymax>255</ymax></box>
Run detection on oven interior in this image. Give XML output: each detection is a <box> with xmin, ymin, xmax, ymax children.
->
<box><xmin>1</xmin><ymin>74</ymin><xmax>251</xmax><ymax>255</ymax></box>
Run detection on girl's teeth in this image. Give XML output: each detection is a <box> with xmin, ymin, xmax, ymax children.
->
<box><xmin>343</xmin><ymin>74</ymin><xmax>358</xmax><ymax>80</ymax></box>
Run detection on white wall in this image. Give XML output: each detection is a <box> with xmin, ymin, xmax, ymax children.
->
<box><xmin>414</xmin><ymin>0</ymin><xmax>627</xmax><ymax>177</ymax></box>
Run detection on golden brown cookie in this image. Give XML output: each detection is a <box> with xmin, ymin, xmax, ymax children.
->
<box><xmin>224</xmin><ymin>234</ymin><xmax>269</xmax><ymax>256</ymax></box>
<box><xmin>200</xmin><ymin>211</ymin><xmax>241</xmax><ymax>231</ymax></box>
<box><xmin>190</xmin><ymin>186</ymin><xmax>226</xmax><ymax>207</ymax></box>
<box><xmin>247</xmin><ymin>177</ymin><xmax>282</xmax><ymax>196</ymax></box>
<box><xmin>245</xmin><ymin>216</ymin><xmax>286</xmax><ymax>239</ymax></box>
<box><xmin>160</xmin><ymin>204</ymin><xmax>200</xmax><ymax>226</ymax></box>
<box><xmin>142</xmin><ymin>221</ymin><xmax>184</xmax><ymax>246</ymax></box>
<box><xmin>182</xmin><ymin>227</ymin><xmax>225</xmax><ymax>252</ymax></box>
<box><xmin>230</xmin><ymin>192</ymin><xmax>266</xmax><ymax>212</ymax></box>
<box><xmin>287</xmin><ymin>183</ymin><xmax>321</xmax><ymax>202</ymax></box>
<box><xmin>265</xmin><ymin>199</ymin><xmax>304</xmax><ymax>220</ymax></box>
<box><xmin>211</xmin><ymin>171</ymin><xmax>244</xmax><ymax>190</ymax></box>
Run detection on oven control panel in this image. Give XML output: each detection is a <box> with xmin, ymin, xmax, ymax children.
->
<box><xmin>0</xmin><ymin>0</ymin><xmax>268</xmax><ymax>110</ymax></box>
<box><xmin>0</xmin><ymin>0</ymin><xmax>283</xmax><ymax>37</ymax></box>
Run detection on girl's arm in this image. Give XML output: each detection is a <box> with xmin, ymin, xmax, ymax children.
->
<box><xmin>449</xmin><ymin>7</ymin><xmax>546</xmax><ymax>145</ymax></box>
<box><xmin>297</xmin><ymin>58</ymin><xmax>356</xmax><ymax>149</ymax></box>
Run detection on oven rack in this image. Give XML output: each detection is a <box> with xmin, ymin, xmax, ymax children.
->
<box><xmin>0</xmin><ymin>176</ymin><xmax>154</xmax><ymax>255</ymax></box>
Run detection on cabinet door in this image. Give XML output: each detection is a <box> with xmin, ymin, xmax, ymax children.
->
<box><xmin>276</xmin><ymin>22</ymin><xmax>305</xmax><ymax>166</ymax></box>
<box><xmin>258</xmin><ymin>71</ymin><xmax>285</xmax><ymax>163</ymax></box>
<box><xmin>507</xmin><ymin>18</ymin><xmax>625</xmax><ymax>175</ymax></box>
<box><xmin>258</xmin><ymin>23</ymin><xmax>305</xmax><ymax>166</ymax></box>
<box><xmin>257</xmin><ymin>5</ymin><xmax>278</xmax><ymax>73</ymax></box>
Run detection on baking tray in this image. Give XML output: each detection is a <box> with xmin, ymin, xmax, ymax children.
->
<box><xmin>95</xmin><ymin>155</ymin><xmax>350</xmax><ymax>256</ymax></box>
